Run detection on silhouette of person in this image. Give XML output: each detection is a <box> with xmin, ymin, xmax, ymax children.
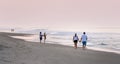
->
<box><xmin>43</xmin><ymin>32</ymin><xmax>47</xmax><ymax>44</ymax></box>
<box><xmin>80</xmin><ymin>32</ymin><xmax>88</xmax><ymax>49</ymax></box>
<box><xmin>39</xmin><ymin>32</ymin><xmax>42</xmax><ymax>43</ymax></box>
<box><xmin>73</xmin><ymin>33</ymin><xmax>79</xmax><ymax>49</ymax></box>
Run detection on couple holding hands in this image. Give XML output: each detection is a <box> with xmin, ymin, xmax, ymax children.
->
<box><xmin>73</xmin><ymin>32</ymin><xmax>88</xmax><ymax>49</ymax></box>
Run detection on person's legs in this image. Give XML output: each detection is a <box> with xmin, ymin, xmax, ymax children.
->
<box><xmin>75</xmin><ymin>42</ymin><xmax>77</xmax><ymax>49</ymax></box>
<box><xmin>44</xmin><ymin>39</ymin><xmax>46</xmax><ymax>44</ymax></box>
<box><xmin>74</xmin><ymin>42</ymin><xmax>76</xmax><ymax>49</ymax></box>
<box><xmin>40</xmin><ymin>38</ymin><xmax>42</xmax><ymax>43</ymax></box>
<box><xmin>82</xmin><ymin>41</ymin><xmax>86</xmax><ymax>50</ymax></box>
<box><xmin>74</xmin><ymin>40</ymin><xmax>78</xmax><ymax>49</ymax></box>
<box><xmin>84</xmin><ymin>41</ymin><xmax>86</xmax><ymax>48</ymax></box>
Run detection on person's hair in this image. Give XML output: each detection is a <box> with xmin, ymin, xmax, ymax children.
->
<box><xmin>75</xmin><ymin>33</ymin><xmax>77</xmax><ymax>36</ymax></box>
<box><xmin>83</xmin><ymin>32</ymin><xmax>86</xmax><ymax>34</ymax></box>
<box><xmin>44</xmin><ymin>32</ymin><xmax>46</xmax><ymax>34</ymax></box>
<box><xmin>40</xmin><ymin>32</ymin><xmax>42</xmax><ymax>34</ymax></box>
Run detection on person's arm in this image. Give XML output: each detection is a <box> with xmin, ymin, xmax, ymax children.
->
<box><xmin>79</xmin><ymin>38</ymin><xmax>82</xmax><ymax>42</ymax></box>
<box><xmin>86</xmin><ymin>36</ymin><xmax>88</xmax><ymax>41</ymax></box>
<box><xmin>77</xmin><ymin>36</ymin><xmax>79</xmax><ymax>41</ymax></box>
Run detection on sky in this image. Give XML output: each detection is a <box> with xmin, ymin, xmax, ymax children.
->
<box><xmin>0</xmin><ymin>0</ymin><xmax>120</xmax><ymax>32</ymax></box>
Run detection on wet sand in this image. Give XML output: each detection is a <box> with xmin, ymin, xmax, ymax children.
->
<box><xmin>0</xmin><ymin>32</ymin><xmax>120</xmax><ymax>64</ymax></box>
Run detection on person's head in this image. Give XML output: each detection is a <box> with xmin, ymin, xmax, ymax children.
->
<box><xmin>40</xmin><ymin>32</ymin><xmax>42</xmax><ymax>34</ymax></box>
<box><xmin>83</xmin><ymin>32</ymin><xmax>86</xmax><ymax>34</ymax></box>
<box><xmin>44</xmin><ymin>32</ymin><xmax>46</xmax><ymax>34</ymax></box>
<box><xmin>75</xmin><ymin>33</ymin><xmax>77</xmax><ymax>36</ymax></box>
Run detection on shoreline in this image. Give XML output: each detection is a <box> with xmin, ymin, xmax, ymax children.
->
<box><xmin>9</xmin><ymin>33</ymin><xmax>120</xmax><ymax>55</ymax></box>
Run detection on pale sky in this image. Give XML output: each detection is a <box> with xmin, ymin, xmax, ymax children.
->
<box><xmin>0</xmin><ymin>0</ymin><xmax>120</xmax><ymax>32</ymax></box>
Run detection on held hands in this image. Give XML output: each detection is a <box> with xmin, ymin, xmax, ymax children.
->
<box><xmin>79</xmin><ymin>38</ymin><xmax>82</xmax><ymax>42</ymax></box>
<box><xmin>79</xmin><ymin>40</ymin><xmax>81</xmax><ymax>42</ymax></box>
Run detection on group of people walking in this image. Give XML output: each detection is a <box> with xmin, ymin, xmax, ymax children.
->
<box><xmin>73</xmin><ymin>32</ymin><xmax>87</xmax><ymax>49</ymax></box>
<box><xmin>39</xmin><ymin>32</ymin><xmax>47</xmax><ymax>44</ymax></box>
<box><xmin>39</xmin><ymin>31</ymin><xmax>88</xmax><ymax>49</ymax></box>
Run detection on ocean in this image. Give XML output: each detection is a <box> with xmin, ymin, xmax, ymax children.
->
<box><xmin>2</xmin><ymin>28</ymin><xmax>120</xmax><ymax>54</ymax></box>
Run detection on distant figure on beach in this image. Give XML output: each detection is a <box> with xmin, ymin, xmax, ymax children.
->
<box><xmin>80</xmin><ymin>32</ymin><xmax>88</xmax><ymax>49</ymax></box>
<box><xmin>11</xmin><ymin>29</ymin><xmax>14</xmax><ymax>32</ymax></box>
<box><xmin>73</xmin><ymin>33</ymin><xmax>79</xmax><ymax>49</ymax></box>
<box><xmin>43</xmin><ymin>32</ymin><xmax>47</xmax><ymax>44</ymax></box>
<box><xmin>39</xmin><ymin>32</ymin><xmax>43</xmax><ymax>43</ymax></box>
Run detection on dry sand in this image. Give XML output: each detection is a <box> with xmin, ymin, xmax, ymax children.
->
<box><xmin>0</xmin><ymin>32</ymin><xmax>120</xmax><ymax>64</ymax></box>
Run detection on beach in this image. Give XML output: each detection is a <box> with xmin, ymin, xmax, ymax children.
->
<box><xmin>0</xmin><ymin>32</ymin><xmax>120</xmax><ymax>64</ymax></box>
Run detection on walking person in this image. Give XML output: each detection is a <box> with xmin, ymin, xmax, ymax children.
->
<box><xmin>39</xmin><ymin>32</ymin><xmax>43</xmax><ymax>43</ymax></box>
<box><xmin>43</xmin><ymin>32</ymin><xmax>47</xmax><ymax>44</ymax></box>
<box><xmin>80</xmin><ymin>32</ymin><xmax>88</xmax><ymax>49</ymax></box>
<box><xmin>73</xmin><ymin>33</ymin><xmax>79</xmax><ymax>49</ymax></box>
